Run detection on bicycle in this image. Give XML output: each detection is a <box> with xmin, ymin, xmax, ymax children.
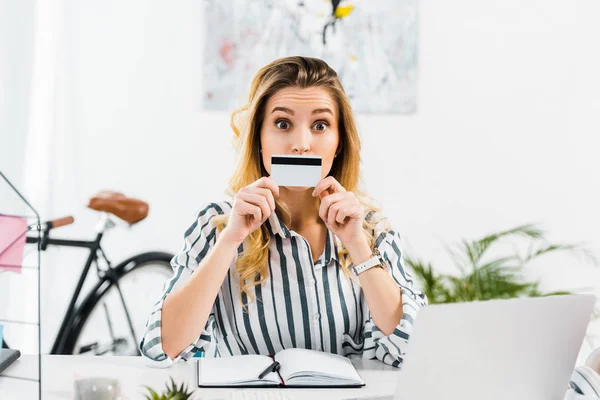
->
<box><xmin>1</xmin><ymin>191</ymin><xmax>174</xmax><ymax>356</ymax></box>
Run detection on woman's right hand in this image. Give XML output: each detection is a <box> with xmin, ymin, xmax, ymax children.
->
<box><xmin>221</xmin><ymin>177</ymin><xmax>280</xmax><ymax>245</ymax></box>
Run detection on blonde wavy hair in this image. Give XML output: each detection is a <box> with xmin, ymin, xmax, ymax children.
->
<box><xmin>214</xmin><ymin>56</ymin><xmax>389</xmax><ymax>307</ymax></box>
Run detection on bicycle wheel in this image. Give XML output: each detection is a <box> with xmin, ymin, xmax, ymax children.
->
<box><xmin>66</xmin><ymin>253</ymin><xmax>173</xmax><ymax>356</ymax></box>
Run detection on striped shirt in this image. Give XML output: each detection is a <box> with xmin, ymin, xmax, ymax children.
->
<box><xmin>140</xmin><ymin>201</ymin><xmax>428</xmax><ymax>368</ymax></box>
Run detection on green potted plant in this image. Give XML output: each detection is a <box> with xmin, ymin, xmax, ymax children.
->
<box><xmin>144</xmin><ymin>378</ymin><xmax>194</xmax><ymax>400</ymax></box>
<box><xmin>405</xmin><ymin>224</ymin><xmax>597</xmax><ymax>304</ymax></box>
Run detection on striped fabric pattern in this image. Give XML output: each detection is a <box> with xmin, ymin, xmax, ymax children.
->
<box><xmin>140</xmin><ymin>201</ymin><xmax>428</xmax><ymax>368</ymax></box>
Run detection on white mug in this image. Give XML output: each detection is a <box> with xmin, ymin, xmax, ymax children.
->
<box><xmin>74</xmin><ymin>377</ymin><xmax>122</xmax><ymax>400</ymax></box>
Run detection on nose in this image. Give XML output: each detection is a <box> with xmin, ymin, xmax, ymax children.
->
<box><xmin>292</xmin><ymin>144</ymin><xmax>310</xmax><ymax>154</ymax></box>
<box><xmin>291</xmin><ymin>128</ymin><xmax>311</xmax><ymax>154</ymax></box>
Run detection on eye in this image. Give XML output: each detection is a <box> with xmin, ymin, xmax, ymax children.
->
<box><xmin>312</xmin><ymin>121</ymin><xmax>329</xmax><ymax>131</ymax></box>
<box><xmin>275</xmin><ymin>119</ymin><xmax>291</xmax><ymax>130</ymax></box>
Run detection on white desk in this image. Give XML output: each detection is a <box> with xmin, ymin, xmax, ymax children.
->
<box><xmin>0</xmin><ymin>355</ymin><xmax>401</xmax><ymax>399</ymax></box>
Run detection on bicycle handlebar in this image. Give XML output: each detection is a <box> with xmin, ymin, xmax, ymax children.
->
<box><xmin>49</xmin><ymin>216</ymin><xmax>75</xmax><ymax>229</ymax></box>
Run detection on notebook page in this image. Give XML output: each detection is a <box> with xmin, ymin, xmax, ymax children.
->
<box><xmin>275</xmin><ymin>348</ymin><xmax>363</xmax><ymax>384</ymax></box>
<box><xmin>197</xmin><ymin>355</ymin><xmax>280</xmax><ymax>386</ymax></box>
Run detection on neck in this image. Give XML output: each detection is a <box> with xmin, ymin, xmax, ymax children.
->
<box><xmin>278</xmin><ymin>187</ymin><xmax>322</xmax><ymax>231</ymax></box>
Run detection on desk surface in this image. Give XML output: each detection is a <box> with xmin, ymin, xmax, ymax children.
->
<box><xmin>0</xmin><ymin>355</ymin><xmax>400</xmax><ymax>399</ymax></box>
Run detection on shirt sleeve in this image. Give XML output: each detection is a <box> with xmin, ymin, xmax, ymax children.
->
<box><xmin>362</xmin><ymin>229</ymin><xmax>428</xmax><ymax>368</ymax></box>
<box><xmin>139</xmin><ymin>203</ymin><xmax>226</xmax><ymax>367</ymax></box>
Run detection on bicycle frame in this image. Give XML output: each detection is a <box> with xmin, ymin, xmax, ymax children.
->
<box><xmin>26</xmin><ymin>214</ymin><xmax>138</xmax><ymax>354</ymax></box>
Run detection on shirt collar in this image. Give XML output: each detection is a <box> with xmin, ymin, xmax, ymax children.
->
<box><xmin>266</xmin><ymin>211</ymin><xmax>291</xmax><ymax>238</ymax></box>
<box><xmin>314</xmin><ymin>228</ymin><xmax>340</xmax><ymax>268</ymax></box>
<box><xmin>266</xmin><ymin>211</ymin><xmax>340</xmax><ymax>267</ymax></box>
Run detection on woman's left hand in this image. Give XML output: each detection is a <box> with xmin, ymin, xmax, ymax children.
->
<box><xmin>313</xmin><ymin>176</ymin><xmax>366</xmax><ymax>247</ymax></box>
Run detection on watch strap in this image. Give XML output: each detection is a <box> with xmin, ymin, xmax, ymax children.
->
<box><xmin>352</xmin><ymin>249</ymin><xmax>385</xmax><ymax>275</ymax></box>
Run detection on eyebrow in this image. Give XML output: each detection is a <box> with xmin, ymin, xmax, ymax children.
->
<box><xmin>271</xmin><ymin>107</ymin><xmax>294</xmax><ymax>115</ymax></box>
<box><xmin>270</xmin><ymin>107</ymin><xmax>334</xmax><ymax>116</ymax></box>
<box><xmin>311</xmin><ymin>108</ymin><xmax>334</xmax><ymax>116</ymax></box>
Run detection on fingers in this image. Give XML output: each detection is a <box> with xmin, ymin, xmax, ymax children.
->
<box><xmin>243</xmin><ymin>187</ymin><xmax>275</xmax><ymax>212</ymax></box>
<box><xmin>250</xmin><ymin>177</ymin><xmax>280</xmax><ymax>198</ymax></box>
<box><xmin>327</xmin><ymin>199</ymin><xmax>361</xmax><ymax>225</ymax></box>
<box><xmin>235</xmin><ymin>200</ymin><xmax>262</xmax><ymax>223</ymax></box>
<box><xmin>237</xmin><ymin>191</ymin><xmax>272</xmax><ymax>222</ymax></box>
<box><xmin>319</xmin><ymin>192</ymin><xmax>361</xmax><ymax>226</ymax></box>
<box><xmin>319</xmin><ymin>192</ymin><xmax>347</xmax><ymax>223</ymax></box>
<box><xmin>313</xmin><ymin>176</ymin><xmax>345</xmax><ymax>199</ymax></box>
<box><xmin>334</xmin><ymin>203</ymin><xmax>363</xmax><ymax>224</ymax></box>
<box><xmin>231</xmin><ymin>177</ymin><xmax>279</xmax><ymax>231</ymax></box>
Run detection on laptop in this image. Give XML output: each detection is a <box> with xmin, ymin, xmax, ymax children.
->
<box><xmin>369</xmin><ymin>294</ymin><xmax>596</xmax><ymax>400</ymax></box>
<box><xmin>0</xmin><ymin>349</ymin><xmax>21</xmax><ymax>374</ymax></box>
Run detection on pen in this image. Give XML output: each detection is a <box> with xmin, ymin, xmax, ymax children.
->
<box><xmin>258</xmin><ymin>360</ymin><xmax>280</xmax><ymax>379</ymax></box>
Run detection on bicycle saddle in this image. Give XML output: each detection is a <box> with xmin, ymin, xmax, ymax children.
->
<box><xmin>87</xmin><ymin>191</ymin><xmax>149</xmax><ymax>224</ymax></box>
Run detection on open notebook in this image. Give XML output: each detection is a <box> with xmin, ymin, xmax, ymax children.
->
<box><xmin>197</xmin><ymin>348</ymin><xmax>365</xmax><ymax>388</ymax></box>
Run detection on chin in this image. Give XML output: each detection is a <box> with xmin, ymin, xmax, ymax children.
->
<box><xmin>282</xmin><ymin>186</ymin><xmax>313</xmax><ymax>192</ymax></box>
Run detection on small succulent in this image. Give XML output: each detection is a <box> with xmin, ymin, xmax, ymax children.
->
<box><xmin>144</xmin><ymin>378</ymin><xmax>194</xmax><ymax>400</ymax></box>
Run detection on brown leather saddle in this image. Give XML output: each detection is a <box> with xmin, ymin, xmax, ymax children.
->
<box><xmin>87</xmin><ymin>191</ymin><xmax>149</xmax><ymax>224</ymax></box>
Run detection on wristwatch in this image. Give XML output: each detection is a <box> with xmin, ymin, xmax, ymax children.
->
<box><xmin>352</xmin><ymin>248</ymin><xmax>385</xmax><ymax>276</ymax></box>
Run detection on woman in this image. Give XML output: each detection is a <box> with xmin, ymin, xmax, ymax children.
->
<box><xmin>140</xmin><ymin>56</ymin><xmax>427</xmax><ymax>368</ymax></box>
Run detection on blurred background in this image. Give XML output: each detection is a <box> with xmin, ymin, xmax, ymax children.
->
<box><xmin>1</xmin><ymin>0</ymin><xmax>599</xmax><ymax>366</ymax></box>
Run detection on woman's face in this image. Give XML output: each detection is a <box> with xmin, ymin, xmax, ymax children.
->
<box><xmin>260</xmin><ymin>86</ymin><xmax>340</xmax><ymax>191</ymax></box>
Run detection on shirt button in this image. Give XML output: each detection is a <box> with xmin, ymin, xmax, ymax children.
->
<box><xmin>313</xmin><ymin>313</ymin><xmax>320</xmax><ymax>321</ymax></box>
<box><xmin>309</xmin><ymin>278</ymin><xmax>316</xmax><ymax>285</ymax></box>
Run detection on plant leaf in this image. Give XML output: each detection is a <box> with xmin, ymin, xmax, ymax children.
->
<box><xmin>524</xmin><ymin>243</ymin><xmax>598</xmax><ymax>266</ymax></box>
<box><xmin>473</xmin><ymin>224</ymin><xmax>544</xmax><ymax>264</ymax></box>
<box><xmin>406</xmin><ymin>223</ymin><xmax>595</xmax><ymax>305</ymax></box>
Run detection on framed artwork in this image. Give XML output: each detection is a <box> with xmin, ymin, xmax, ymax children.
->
<box><xmin>202</xmin><ymin>0</ymin><xmax>418</xmax><ymax>114</ymax></box>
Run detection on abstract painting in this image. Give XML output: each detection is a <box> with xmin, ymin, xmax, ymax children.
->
<box><xmin>202</xmin><ymin>0</ymin><xmax>418</xmax><ymax>114</ymax></box>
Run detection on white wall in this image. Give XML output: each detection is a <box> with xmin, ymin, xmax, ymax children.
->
<box><xmin>3</xmin><ymin>0</ymin><xmax>600</xmax><ymax>362</ymax></box>
<box><xmin>64</xmin><ymin>0</ymin><xmax>600</xmax><ymax>285</ymax></box>
<box><xmin>0</xmin><ymin>0</ymin><xmax>35</xmax><ymax>191</ymax></box>
<box><xmin>0</xmin><ymin>0</ymin><xmax>38</xmax><ymax>353</ymax></box>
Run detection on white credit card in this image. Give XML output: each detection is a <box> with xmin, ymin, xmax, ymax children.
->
<box><xmin>271</xmin><ymin>155</ymin><xmax>322</xmax><ymax>187</ymax></box>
